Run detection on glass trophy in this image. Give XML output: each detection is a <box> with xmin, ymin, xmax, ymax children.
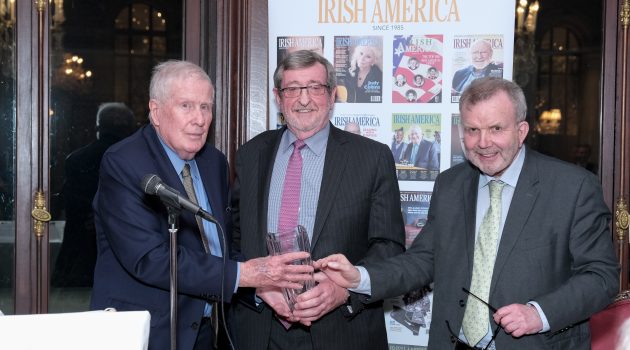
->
<box><xmin>266</xmin><ymin>225</ymin><xmax>315</xmax><ymax>311</ymax></box>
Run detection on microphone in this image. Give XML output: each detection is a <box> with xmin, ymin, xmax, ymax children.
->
<box><xmin>140</xmin><ymin>174</ymin><xmax>219</xmax><ymax>224</ymax></box>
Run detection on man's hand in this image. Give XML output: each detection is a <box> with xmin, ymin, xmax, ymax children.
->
<box><xmin>292</xmin><ymin>273</ymin><xmax>349</xmax><ymax>326</ymax></box>
<box><xmin>493</xmin><ymin>303</ymin><xmax>543</xmax><ymax>338</ymax></box>
<box><xmin>313</xmin><ymin>254</ymin><xmax>361</xmax><ymax>289</ymax></box>
<box><xmin>239</xmin><ymin>252</ymin><xmax>314</xmax><ymax>289</ymax></box>
<box><xmin>257</xmin><ymin>286</ymin><xmax>295</xmax><ymax>321</ymax></box>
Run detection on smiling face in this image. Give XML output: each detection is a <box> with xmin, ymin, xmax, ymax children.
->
<box><xmin>461</xmin><ymin>91</ymin><xmax>529</xmax><ymax>177</ymax></box>
<box><xmin>355</xmin><ymin>46</ymin><xmax>377</xmax><ymax>70</ymax></box>
<box><xmin>470</xmin><ymin>40</ymin><xmax>493</xmax><ymax>70</ymax></box>
<box><xmin>408</xmin><ymin>58</ymin><xmax>419</xmax><ymax>70</ymax></box>
<box><xmin>149</xmin><ymin>76</ymin><xmax>214</xmax><ymax>160</ymax></box>
<box><xmin>273</xmin><ymin>63</ymin><xmax>336</xmax><ymax>140</ymax></box>
<box><xmin>409</xmin><ymin>129</ymin><xmax>422</xmax><ymax>145</ymax></box>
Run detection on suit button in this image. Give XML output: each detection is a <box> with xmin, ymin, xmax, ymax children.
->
<box><xmin>459</xmin><ymin>299</ymin><xmax>466</xmax><ymax>307</ymax></box>
<box><xmin>191</xmin><ymin>322</ymin><xmax>199</xmax><ymax>330</ymax></box>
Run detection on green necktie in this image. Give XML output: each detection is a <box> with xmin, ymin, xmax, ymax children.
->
<box><xmin>462</xmin><ymin>180</ymin><xmax>506</xmax><ymax>347</ymax></box>
<box><xmin>181</xmin><ymin>163</ymin><xmax>210</xmax><ymax>254</ymax></box>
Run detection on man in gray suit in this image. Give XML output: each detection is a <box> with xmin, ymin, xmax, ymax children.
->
<box><xmin>317</xmin><ymin>77</ymin><xmax>619</xmax><ymax>349</ymax></box>
<box><xmin>229</xmin><ymin>50</ymin><xmax>405</xmax><ymax>349</ymax></box>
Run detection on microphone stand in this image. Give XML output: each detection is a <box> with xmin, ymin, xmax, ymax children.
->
<box><xmin>167</xmin><ymin>205</ymin><xmax>180</xmax><ymax>350</ymax></box>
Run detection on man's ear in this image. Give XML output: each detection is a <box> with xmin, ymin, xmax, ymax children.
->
<box><xmin>148</xmin><ymin>99</ymin><xmax>159</xmax><ymax>126</ymax></box>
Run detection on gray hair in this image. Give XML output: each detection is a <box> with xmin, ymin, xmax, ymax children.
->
<box><xmin>459</xmin><ymin>77</ymin><xmax>527</xmax><ymax>122</ymax></box>
<box><xmin>273</xmin><ymin>50</ymin><xmax>336</xmax><ymax>90</ymax></box>
<box><xmin>149</xmin><ymin>60</ymin><xmax>214</xmax><ymax>102</ymax></box>
<box><xmin>409</xmin><ymin>125</ymin><xmax>423</xmax><ymax>136</ymax></box>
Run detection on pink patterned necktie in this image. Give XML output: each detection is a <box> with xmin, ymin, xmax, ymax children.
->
<box><xmin>277</xmin><ymin>139</ymin><xmax>306</xmax><ymax>248</ymax></box>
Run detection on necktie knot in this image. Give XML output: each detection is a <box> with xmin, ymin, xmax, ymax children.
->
<box><xmin>488</xmin><ymin>180</ymin><xmax>505</xmax><ymax>201</ymax></box>
<box><xmin>293</xmin><ymin>139</ymin><xmax>306</xmax><ymax>152</ymax></box>
<box><xmin>182</xmin><ymin>163</ymin><xmax>192</xmax><ymax>178</ymax></box>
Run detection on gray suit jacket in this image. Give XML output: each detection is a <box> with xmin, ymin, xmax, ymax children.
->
<box><xmin>230</xmin><ymin>124</ymin><xmax>405</xmax><ymax>350</ymax></box>
<box><xmin>365</xmin><ymin>148</ymin><xmax>619</xmax><ymax>349</ymax></box>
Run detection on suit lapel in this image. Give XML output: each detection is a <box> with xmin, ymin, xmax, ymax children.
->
<box><xmin>491</xmin><ymin>151</ymin><xmax>540</xmax><ymax>293</ymax></box>
<box><xmin>463</xmin><ymin>169</ymin><xmax>479</xmax><ymax>272</ymax></box>
<box><xmin>311</xmin><ymin>126</ymin><xmax>349</xmax><ymax>250</ymax></box>
<box><xmin>259</xmin><ymin>129</ymin><xmax>284</xmax><ymax>256</ymax></box>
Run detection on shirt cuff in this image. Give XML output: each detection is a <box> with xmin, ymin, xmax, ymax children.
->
<box><xmin>234</xmin><ymin>262</ymin><xmax>241</xmax><ymax>294</ymax></box>
<box><xmin>348</xmin><ymin>266</ymin><xmax>372</xmax><ymax>295</ymax></box>
<box><xmin>528</xmin><ymin>301</ymin><xmax>550</xmax><ymax>333</ymax></box>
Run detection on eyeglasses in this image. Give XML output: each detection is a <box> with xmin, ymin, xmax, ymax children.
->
<box><xmin>445</xmin><ymin>288</ymin><xmax>501</xmax><ymax>350</ymax></box>
<box><xmin>279</xmin><ymin>84</ymin><xmax>329</xmax><ymax>98</ymax></box>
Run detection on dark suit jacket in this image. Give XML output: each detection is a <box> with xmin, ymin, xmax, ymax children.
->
<box><xmin>90</xmin><ymin>125</ymin><xmax>239</xmax><ymax>350</ymax></box>
<box><xmin>365</xmin><ymin>148</ymin><xmax>619</xmax><ymax>349</ymax></box>
<box><xmin>401</xmin><ymin>139</ymin><xmax>440</xmax><ymax>170</ymax></box>
<box><xmin>230</xmin><ymin>124</ymin><xmax>405</xmax><ymax>350</ymax></box>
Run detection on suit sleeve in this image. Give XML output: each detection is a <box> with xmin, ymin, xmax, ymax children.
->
<box><xmin>346</xmin><ymin>143</ymin><xmax>406</xmax><ymax>312</ymax></box>
<box><xmin>358</xmin><ymin>143</ymin><xmax>406</xmax><ymax>265</ymax></box>
<box><xmin>96</xmin><ymin>151</ymin><xmax>239</xmax><ymax>302</ymax></box>
<box><xmin>362</xmin><ymin>174</ymin><xmax>440</xmax><ymax>302</ymax></box>
<box><xmin>534</xmin><ymin>174</ymin><xmax>619</xmax><ymax>332</ymax></box>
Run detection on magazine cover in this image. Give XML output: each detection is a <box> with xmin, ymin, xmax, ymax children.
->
<box><xmin>334</xmin><ymin>36</ymin><xmax>383</xmax><ymax>103</ymax></box>
<box><xmin>331</xmin><ymin>113</ymin><xmax>382</xmax><ymax>140</ymax></box>
<box><xmin>392</xmin><ymin>35</ymin><xmax>443</xmax><ymax>104</ymax></box>
<box><xmin>450</xmin><ymin>114</ymin><xmax>466</xmax><ymax>167</ymax></box>
<box><xmin>451</xmin><ymin>34</ymin><xmax>504</xmax><ymax>103</ymax></box>
<box><xmin>391</xmin><ymin>113</ymin><xmax>441</xmax><ymax>181</ymax></box>
<box><xmin>385</xmin><ymin>191</ymin><xmax>433</xmax><ymax>348</ymax></box>
<box><xmin>276</xmin><ymin>36</ymin><xmax>325</xmax><ymax>66</ymax></box>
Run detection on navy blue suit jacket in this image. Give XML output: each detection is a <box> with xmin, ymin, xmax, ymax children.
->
<box><xmin>90</xmin><ymin>125</ymin><xmax>238</xmax><ymax>350</ymax></box>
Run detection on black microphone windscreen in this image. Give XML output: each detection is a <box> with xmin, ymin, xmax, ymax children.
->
<box><xmin>140</xmin><ymin>174</ymin><xmax>162</xmax><ymax>195</ymax></box>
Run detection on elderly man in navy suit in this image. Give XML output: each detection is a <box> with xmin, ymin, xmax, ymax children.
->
<box><xmin>90</xmin><ymin>60</ymin><xmax>312</xmax><ymax>350</ymax></box>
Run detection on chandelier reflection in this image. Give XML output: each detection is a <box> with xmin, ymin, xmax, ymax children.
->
<box><xmin>53</xmin><ymin>53</ymin><xmax>93</xmax><ymax>91</ymax></box>
<box><xmin>0</xmin><ymin>0</ymin><xmax>16</xmax><ymax>78</ymax></box>
<box><xmin>537</xmin><ymin>108</ymin><xmax>562</xmax><ymax>134</ymax></box>
<box><xmin>513</xmin><ymin>0</ymin><xmax>539</xmax><ymax>87</ymax></box>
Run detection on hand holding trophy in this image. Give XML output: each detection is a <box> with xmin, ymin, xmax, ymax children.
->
<box><xmin>266</xmin><ymin>225</ymin><xmax>315</xmax><ymax>311</ymax></box>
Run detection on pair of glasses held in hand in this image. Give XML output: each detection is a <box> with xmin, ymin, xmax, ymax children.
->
<box><xmin>445</xmin><ymin>288</ymin><xmax>501</xmax><ymax>350</ymax></box>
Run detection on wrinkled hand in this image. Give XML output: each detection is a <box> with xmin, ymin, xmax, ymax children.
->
<box><xmin>313</xmin><ymin>254</ymin><xmax>360</xmax><ymax>289</ymax></box>
<box><xmin>291</xmin><ymin>273</ymin><xmax>349</xmax><ymax>326</ymax></box>
<box><xmin>493</xmin><ymin>303</ymin><xmax>543</xmax><ymax>338</ymax></box>
<box><xmin>239</xmin><ymin>252</ymin><xmax>314</xmax><ymax>289</ymax></box>
<box><xmin>257</xmin><ymin>286</ymin><xmax>296</xmax><ymax>321</ymax></box>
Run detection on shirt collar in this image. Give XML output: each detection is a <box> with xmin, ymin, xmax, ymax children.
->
<box><xmin>280</xmin><ymin>122</ymin><xmax>330</xmax><ymax>157</ymax></box>
<box><xmin>479</xmin><ymin>146</ymin><xmax>526</xmax><ymax>189</ymax></box>
<box><xmin>157</xmin><ymin>132</ymin><xmax>192</xmax><ymax>175</ymax></box>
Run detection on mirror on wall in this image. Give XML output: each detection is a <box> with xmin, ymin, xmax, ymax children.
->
<box><xmin>0</xmin><ymin>0</ymin><xmax>16</xmax><ymax>315</ymax></box>
<box><xmin>47</xmin><ymin>0</ymin><xmax>183</xmax><ymax>312</ymax></box>
<box><xmin>514</xmin><ymin>0</ymin><xmax>601</xmax><ymax>175</ymax></box>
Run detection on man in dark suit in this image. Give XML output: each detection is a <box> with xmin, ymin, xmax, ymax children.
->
<box><xmin>52</xmin><ymin>102</ymin><xmax>135</xmax><ymax>287</ymax></box>
<box><xmin>230</xmin><ymin>50</ymin><xmax>405</xmax><ymax>350</ymax></box>
<box><xmin>317</xmin><ymin>77</ymin><xmax>619</xmax><ymax>349</ymax></box>
<box><xmin>401</xmin><ymin>125</ymin><xmax>440</xmax><ymax>170</ymax></box>
<box><xmin>90</xmin><ymin>60</ymin><xmax>314</xmax><ymax>350</ymax></box>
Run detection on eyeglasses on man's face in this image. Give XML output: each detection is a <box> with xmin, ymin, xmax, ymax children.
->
<box><xmin>279</xmin><ymin>84</ymin><xmax>329</xmax><ymax>98</ymax></box>
<box><xmin>445</xmin><ymin>288</ymin><xmax>501</xmax><ymax>350</ymax></box>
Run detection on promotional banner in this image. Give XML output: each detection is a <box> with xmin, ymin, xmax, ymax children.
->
<box><xmin>269</xmin><ymin>1</ymin><xmax>515</xmax><ymax>347</ymax></box>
